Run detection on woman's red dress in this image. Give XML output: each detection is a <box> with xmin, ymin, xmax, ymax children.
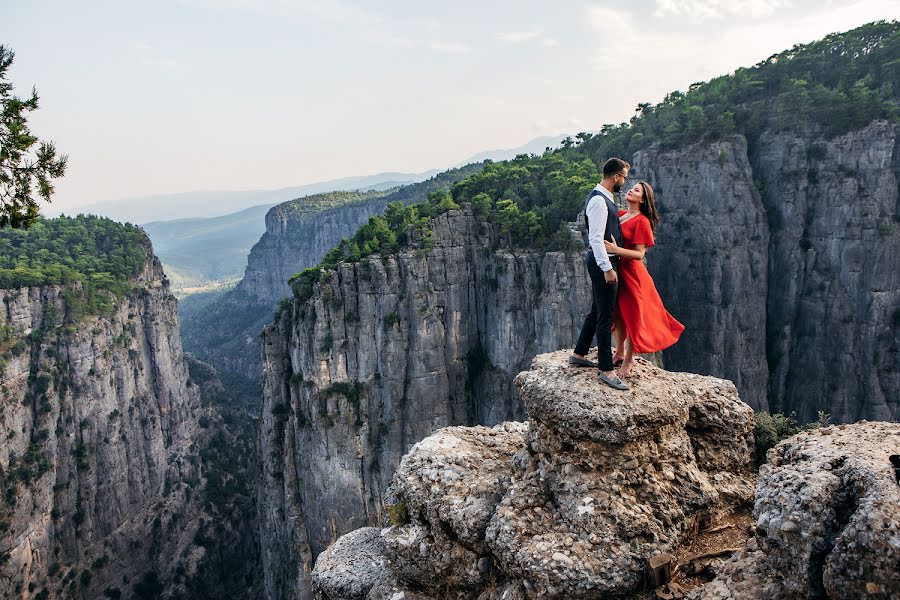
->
<box><xmin>615</xmin><ymin>210</ymin><xmax>684</xmax><ymax>353</ymax></box>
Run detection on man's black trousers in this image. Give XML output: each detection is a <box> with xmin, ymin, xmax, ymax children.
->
<box><xmin>574</xmin><ymin>249</ymin><xmax>618</xmax><ymax>372</ymax></box>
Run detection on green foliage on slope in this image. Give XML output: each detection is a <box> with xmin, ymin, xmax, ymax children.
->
<box><xmin>287</xmin><ymin>21</ymin><xmax>899</xmax><ymax>306</ymax></box>
<box><xmin>754</xmin><ymin>411</ymin><xmax>830</xmax><ymax>465</ymax></box>
<box><xmin>0</xmin><ymin>214</ymin><xmax>150</xmax><ymax>317</ymax></box>
<box><xmin>268</xmin><ymin>190</ymin><xmax>386</xmax><ymax>222</ymax></box>
<box><xmin>579</xmin><ymin>20</ymin><xmax>899</xmax><ymax>161</ymax></box>
<box><xmin>287</xmin><ymin>155</ymin><xmax>597</xmax><ymax>302</ymax></box>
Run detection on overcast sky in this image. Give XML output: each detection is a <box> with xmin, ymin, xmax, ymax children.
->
<box><xmin>4</xmin><ymin>0</ymin><xmax>898</xmax><ymax>213</ymax></box>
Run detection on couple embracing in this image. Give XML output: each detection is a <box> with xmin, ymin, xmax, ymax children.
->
<box><xmin>569</xmin><ymin>158</ymin><xmax>684</xmax><ymax>391</ymax></box>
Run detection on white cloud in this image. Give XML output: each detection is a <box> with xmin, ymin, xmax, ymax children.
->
<box><xmin>365</xmin><ymin>30</ymin><xmax>419</xmax><ymax>50</ymax></box>
<box><xmin>588</xmin><ymin>0</ymin><xmax>900</xmax><ymax>80</ymax></box>
<box><xmin>191</xmin><ymin>0</ymin><xmax>379</xmax><ymax>26</ymax></box>
<box><xmin>496</xmin><ymin>30</ymin><xmax>541</xmax><ymax>43</ymax></box>
<box><xmin>496</xmin><ymin>29</ymin><xmax>560</xmax><ymax>48</ymax></box>
<box><xmin>140</xmin><ymin>57</ymin><xmax>182</xmax><ymax>71</ymax></box>
<box><xmin>132</xmin><ymin>42</ymin><xmax>181</xmax><ymax>71</ymax></box>
<box><xmin>654</xmin><ymin>0</ymin><xmax>787</xmax><ymax>20</ymax></box>
<box><xmin>588</xmin><ymin>6</ymin><xmax>635</xmax><ymax>34</ymax></box>
<box><xmin>429</xmin><ymin>40</ymin><xmax>469</xmax><ymax>54</ymax></box>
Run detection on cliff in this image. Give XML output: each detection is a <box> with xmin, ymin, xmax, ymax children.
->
<box><xmin>258</xmin><ymin>118</ymin><xmax>898</xmax><ymax>600</ymax></box>
<box><xmin>0</xmin><ymin>253</ymin><xmax>256</xmax><ymax>598</ymax></box>
<box><xmin>311</xmin><ymin>351</ymin><xmax>757</xmax><ymax>599</ymax></box>
<box><xmin>689</xmin><ymin>421</ymin><xmax>900</xmax><ymax>599</ymax></box>
<box><xmin>258</xmin><ymin>209</ymin><xmax>590</xmax><ymax>599</ymax></box>
<box><xmin>633</xmin><ymin>120</ymin><xmax>898</xmax><ymax>421</ymax></box>
<box><xmin>181</xmin><ymin>166</ymin><xmax>485</xmax><ymax>409</ymax></box>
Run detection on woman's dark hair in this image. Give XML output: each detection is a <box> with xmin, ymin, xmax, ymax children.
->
<box><xmin>637</xmin><ymin>181</ymin><xmax>660</xmax><ymax>232</ymax></box>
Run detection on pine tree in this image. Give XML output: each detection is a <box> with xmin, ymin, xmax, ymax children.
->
<box><xmin>0</xmin><ymin>45</ymin><xmax>67</xmax><ymax>228</ymax></box>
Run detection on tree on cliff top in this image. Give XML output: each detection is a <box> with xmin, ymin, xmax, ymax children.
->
<box><xmin>0</xmin><ymin>45</ymin><xmax>67</xmax><ymax>229</ymax></box>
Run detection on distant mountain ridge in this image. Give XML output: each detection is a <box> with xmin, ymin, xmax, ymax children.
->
<box><xmin>136</xmin><ymin>134</ymin><xmax>573</xmax><ymax>291</ymax></box>
<box><xmin>141</xmin><ymin>203</ymin><xmax>274</xmax><ymax>291</ymax></box>
<box><xmin>52</xmin><ymin>134</ymin><xmax>572</xmax><ymax>225</ymax></box>
<box><xmin>60</xmin><ymin>171</ymin><xmax>434</xmax><ymax>225</ymax></box>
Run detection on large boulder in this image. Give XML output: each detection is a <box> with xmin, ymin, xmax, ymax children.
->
<box><xmin>312</xmin><ymin>528</ymin><xmax>387</xmax><ymax>600</ymax></box>
<box><xmin>312</xmin><ymin>351</ymin><xmax>756</xmax><ymax>599</ymax></box>
<box><xmin>484</xmin><ymin>351</ymin><xmax>755</xmax><ymax>598</ymax></box>
<box><xmin>689</xmin><ymin>421</ymin><xmax>900</xmax><ymax>599</ymax></box>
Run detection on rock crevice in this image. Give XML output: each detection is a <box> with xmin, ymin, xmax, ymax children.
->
<box><xmin>312</xmin><ymin>351</ymin><xmax>757</xmax><ymax>599</ymax></box>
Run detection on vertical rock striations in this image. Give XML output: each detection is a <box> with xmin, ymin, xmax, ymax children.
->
<box><xmin>752</xmin><ymin>121</ymin><xmax>899</xmax><ymax>422</ymax></box>
<box><xmin>0</xmin><ymin>254</ymin><xmax>255</xmax><ymax>598</ymax></box>
<box><xmin>312</xmin><ymin>351</ymin><xmax>756</xmax><ymax>599</ymax></box>
<box><xmin>633</xmin><ymin>120</ymin><xmax>898</xmax><ymax>421</ymax></box>
<box><xmin>181</xmin><ymin>166</ymin><xmax>486</xmax><ymax>410</ymax></box>
<box><xmin>258</xmin><ymin>209</ymin><xmax>591</xmax><ymax>599</ymax></box>
<box><xmin>632</xmin><ymin>135</ymin><xmax>769</xmax><ymax>411</ymax></box>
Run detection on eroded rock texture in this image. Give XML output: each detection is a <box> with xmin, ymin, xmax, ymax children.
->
<box><xmin>635</xmin><ymin>120</ymin><xmax>899</xmax><ymax>421</ymax></box>
<box><xmin>181</xmin><ymin>166</ymin><xmax>484</xmax><ymax>409</ymax></box>
<box><xmin>689</xmin><ymin>421</ymin><xmax>900</xmax><ymax>600</ymax></box>
<box><xmin>259</xmin><ymin>211</ymin><xmax>590</xmax><ymax>599</ymax></box>
<box><xmin>0</xmin><ymin>256</ymin><xmax>257</xmax><ymax>599</ymax></box>
<box><xmin>312</xmin><ymin>351</ymin><xmax>756</xmax><ymax>599</ymax></box>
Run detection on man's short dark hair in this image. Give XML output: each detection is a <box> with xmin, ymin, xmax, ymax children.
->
<box><xmin>602</xmin><ymin>157</ymin><xmax>630</xmax><ymax>177</ymax></box>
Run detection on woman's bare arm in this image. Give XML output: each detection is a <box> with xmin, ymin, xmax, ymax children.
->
<box><xmin>604</xmin><ymin>238</ymin><xmax>646</xmax><ymax>260</ymax></box>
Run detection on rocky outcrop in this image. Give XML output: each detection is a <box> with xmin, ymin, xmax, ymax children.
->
<box><xmin>689</xmin><ymin>421</ymin><xmax>900</xmax><ymax>599</ymax></box>
<box><xmin>632</xmin><ymin>135</ymin><xmax>769</xmax><ymax>411</ymax></box>
<box><xmin>0</xmin><ymin>255</ymin><xmax>257</xmax><ymax>599</ymax></box>
<box><xmin>753</xmin><ymin>121</ymin><xmax>898</xmax><ymax>423</ymax></box>
<box><xmin>312</xmin><ymin>351</ymin><xmax>756</xmax><ymax>599</ymax></box>
<box><xmin>635</xmin><ymin>120</ymin><xmax>899</xmax><ymax>421</ymax></box>
<box><xmin>258</xmin><ymin>210</ymin><xmax>591</xmax><ymax>599</ymax></box>
<box><xmin>241</xmin><ymin>197</ymin><xmax>388</xmax><ymax>304</ymax></box>
<box><xmin>261</xmin><ymin>119</ymin><xmax>898</xmax><ymax>600</ymax></box>
<box><xmin>181</xmin><ymin>166</ymin><xmax>485</xmax><ymax>409</ymax></box>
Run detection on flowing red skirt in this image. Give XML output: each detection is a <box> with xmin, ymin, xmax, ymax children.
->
<box><xmin>615</xmin><ymin>258</ymin><xmax>684</xmax><ymax>354</ymax></box>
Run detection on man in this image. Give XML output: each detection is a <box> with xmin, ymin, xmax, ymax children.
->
<box><xmin>569</xmin><ymin>157</ymin><xmax>630</xmax><ymax>391</ymax></box>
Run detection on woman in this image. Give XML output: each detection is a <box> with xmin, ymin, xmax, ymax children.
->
<box><xmin>604</xmin><ymin>181</ymin><xmax>684</xmax><ymax>378</ymax></box>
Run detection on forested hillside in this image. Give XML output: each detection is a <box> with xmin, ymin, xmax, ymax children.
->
<box><xmin>0</xmin><ymin>215</ymin><xmax>150</xmax><ymax>317</ymax></box>
<box><xmin>294</xmin><ymin>21</ymin><xmax>898</xmax><ymax>298</ymax></box>
<box><xmin>285</xmin><ymin>20</ymin><xmax>899</xmax><ymax>422</ymax></box>
<box><xmin>179</xmin><ymin>165</ymin><xmax>485</xmax><ymax>411</ymax></box>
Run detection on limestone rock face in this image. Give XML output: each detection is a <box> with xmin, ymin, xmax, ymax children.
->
<box><xmin>312</xmin><ymin>352</ymin><xmax>757</xmax><ymax>599</ymax></box>
<box><xmin>312</xmin><ymin>527</ymin><xmax>387</xmax><ymax>600</ymax></box>
<box><xmin>635</xmin><ymin>120</ymin><xmax>899</xmax><ymax>421</ymax></box>
<box><xmin>0</xmin><ymin>256</ymin><xmax>256</xmax><ymax>599</ymax></box>
<box><xmin>689</xmin><ymin>421</ymin><xmax>900</xmax><ymax>600</ymax></box>
<box><xmin>259</xmin><ymin>210</ymin><xmax>590</xmax><ymax>599</ymax></box>
<box><xmin>382</xmin><ymin>422</ymin><xmax>528</xmax><ymax>590</ymax></box>
<box><xmin>181</xmin><ymin>167</ymin><xmax>484</xmax><ymax>407</ymax></box>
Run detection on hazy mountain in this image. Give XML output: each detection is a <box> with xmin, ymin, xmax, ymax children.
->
<box><xmin>141</xmin><ymin>134</ymin><xmax>573</xmax><ymax>290</ymax></box>
<box><xmin>60</xmin><ymin>171</ymin><xmax>437</xmax><ymax>225</ymax></box>
<box><xmin>56</xmin><ymin>134</ymin><xmax>574</xmax><ymax>226</ymax></box>
<box><xmin>141</xmin><ymin>202</ymin><xmax>274</xmax><ymax>291</ymax></box>
<box><xmin>457</xmin><ymin>133</ymin><xmax>573</xmax><ymax>165</ymax></box>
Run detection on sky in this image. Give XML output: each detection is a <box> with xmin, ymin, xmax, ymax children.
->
<box><xmin>4</xmin><ymin>0</ymin><xmax>899</xmax><ymax>213</ymax></box>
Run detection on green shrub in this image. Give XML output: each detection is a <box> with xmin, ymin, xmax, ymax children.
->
<box><xmin>754</xmin><ymin>410</ymin><xmax>830</xmax><ymax>465</ymax></box>
<box><xmin>386</xmin><ymin>501</ymin><xmax>408</xmax><ymax>527</ymax></box>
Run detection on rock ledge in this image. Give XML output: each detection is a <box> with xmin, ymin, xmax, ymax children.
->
<box><xmin>313</xmin><ymin>351</ymin><xmax>756</xmax><ymax>599</ymax></box>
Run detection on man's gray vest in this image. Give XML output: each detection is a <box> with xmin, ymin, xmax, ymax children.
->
<box><xmin>583</xmin><ymin>187</ymin><xmax>622</xmax><ymax>262</ymax></box>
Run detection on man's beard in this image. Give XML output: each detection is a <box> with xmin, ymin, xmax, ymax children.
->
<box><xmin>612</xmin><ymin>182</ymin><xmax>623</xmax><ymax>193</ymax></box>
